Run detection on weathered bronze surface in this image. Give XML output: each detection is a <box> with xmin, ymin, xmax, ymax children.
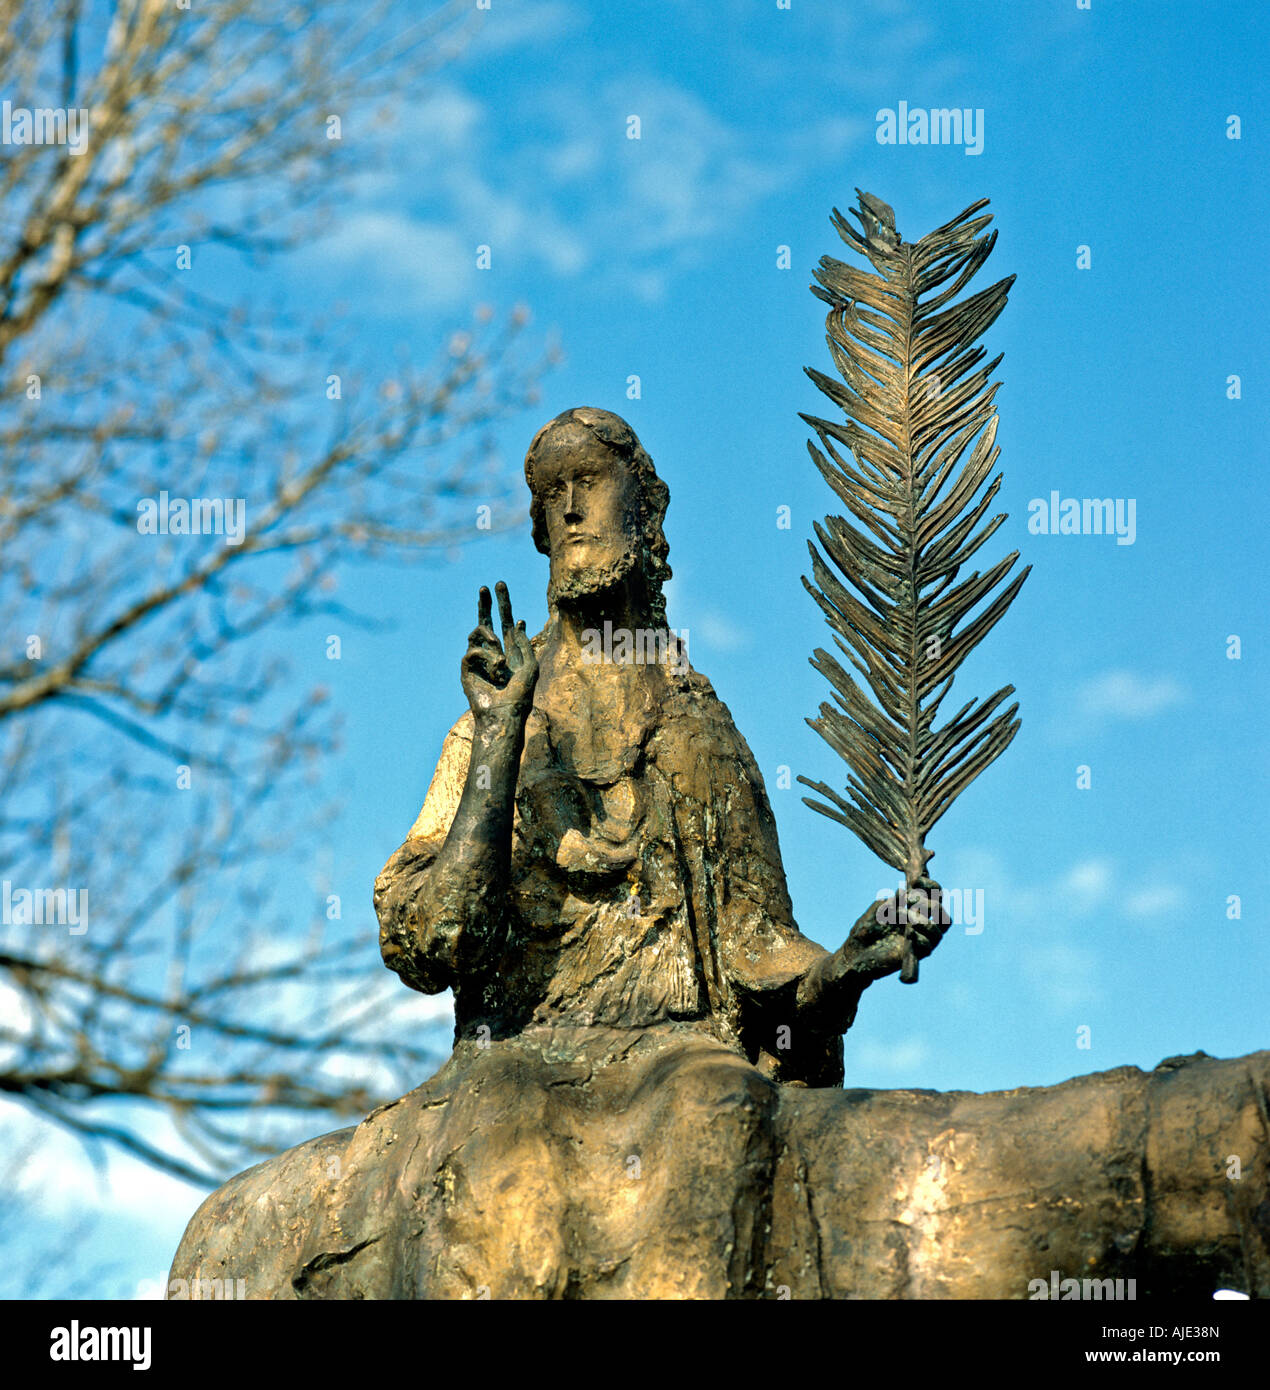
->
<box><xmin>172</xmin><ymin>1045</ymin><xmax>1270</xmax><ymax>1298</ymax></box>
<box><xmin>170</xmin><ymin>402</ymin><xmax>1269</xmax><ymax>1299</ymax></box>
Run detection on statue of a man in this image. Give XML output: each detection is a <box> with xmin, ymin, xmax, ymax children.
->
<box><xmin>169</xmin><ymin>406</ymin><xmax>1270</xmax><ymax>1302</ymax></box>
<box><xmin>360</xmin><ymin>406</ymin><xmax>947</xmax><ymax>1297</ymax></box>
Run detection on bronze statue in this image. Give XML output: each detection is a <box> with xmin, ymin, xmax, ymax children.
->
<box><xmin>170</xmin><ymin>202</ymin><xmax>1268</xmax><ymax>1301</ymax></box>
<box><xmin>336</xmin><ymin>405</ymin><xmax>943</xmax><ymax>1298</ymax></box>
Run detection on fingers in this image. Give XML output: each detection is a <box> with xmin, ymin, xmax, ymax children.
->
<box><xmin>856</xmin><ymin>885</ymin><xmax>949</xmax><ymax>971</ymax></box>
<box><xmin>495</xmin><ymin>581</ymin><xmax>515</xmax><ymax>652</ymax></box>
<box><xmin>466</xmin><ymin>582</ymin><xmax>535</xmax><ymax>700</ymax></box>
<box><xmin>905</xmin><ymin>888</ymin><xmax>951</xmax><ymax>961</ymax></box>
<box><xmin>905</xmin><ymin>885</ymin><xmax>951</xmax><ymax>928</ymax></box>
<box><xmin>907</xmin><ymin>921</ymin><xmax>943</xmax><ymax>961</ymax></box>
<box><xmin>506</xmin><ymin>619</ymin><xmax>539</xmax><ymax>697</ymax></box>
<box><xmin>462</xmin><ymin>644</ymin><xmax>510</xmax><ymax>687</ymax></box>
<box><xmin>470</xmin><ymin>584</ymin><xmax>503</xmax><ymax>660</ymax></box>
<box><xmin>466</xmin><ymin>628</ymin><xmax>504</xmax><ymax>669</ymax></box>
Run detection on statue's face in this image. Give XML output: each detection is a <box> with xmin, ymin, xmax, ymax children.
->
<box><xmin>532</xmin><ymin>425</ymin><xmax>641</xmax><ymax>605</ymax></box>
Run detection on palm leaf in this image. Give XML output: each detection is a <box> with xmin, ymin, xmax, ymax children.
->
<box><xmin>798</xmin><ymin>190</ymin><xmax>1030</xmax><ymax>979</ymax></box>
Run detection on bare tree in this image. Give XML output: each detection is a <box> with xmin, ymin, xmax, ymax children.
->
<box><xmin>0</xmin><ymin>0</ymin><xmax>556</xmax><ymax>1183</ymax></box>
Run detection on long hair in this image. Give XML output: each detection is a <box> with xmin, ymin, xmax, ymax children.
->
<box><xmin>523</xmin><ymin>407</ymin><xmax>672</xmax><ymax>628</ymax></box>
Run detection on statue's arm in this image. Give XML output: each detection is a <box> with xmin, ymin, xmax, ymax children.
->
<box><xmin>375</xmin><ymin>583</ymin><xmax>537</xmax><ymax>994</ymax></box>
<box><xmin>791</xmin><ymin>909</ymin><xmax>873</xmax><ymax>1035</ymax></box>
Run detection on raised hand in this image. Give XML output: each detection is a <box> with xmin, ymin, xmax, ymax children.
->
<box><xmin>461</xmin><ymin>581</ymin><xmax>538</xmax><ymax>726</ymax></box>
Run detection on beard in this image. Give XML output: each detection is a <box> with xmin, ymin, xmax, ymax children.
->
<box><xmin>547</xmin><ymin>540</ymin><xmax>640</xmax><ymax>611</ymax></box>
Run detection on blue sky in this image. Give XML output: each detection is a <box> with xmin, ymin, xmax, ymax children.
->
<box><xmin>10</xmin><ymin>0</ymin><xmax>1267</xmax><ymax>1297</ymax></box>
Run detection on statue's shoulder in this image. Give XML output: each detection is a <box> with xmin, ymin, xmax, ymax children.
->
<box><xmin>655</xmin><ymin>663</ymin><xmax>758</xmax><ymax>765</ymax></box>
<box><xmin>660</xmin><ymin>660</ymin><xmax>724</xmax><ymax>716</ymax></box>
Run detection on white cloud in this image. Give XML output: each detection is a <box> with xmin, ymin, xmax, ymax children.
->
<box><xmin>0</xmin><ymin>979</ymin><xmax>34</xmax><ymax>1068</ymax></box>
<box><xmin>1076</xmin><ymin>670</ymin><xmax>1187</xmax><ymax>721</ymax></box>
<box><xmin>627</xmin><ymin>269</ymin><xmax>669</xmax><ymax>304</ymax></box>
<box><xmin>393</xmin><ymin>990</ymin><xmax>455</xmax><ymax>1028</ymax></box>
<box><xmin>405</xmin><ymin>87</ymin><xmax>484</xmax><ymax>149</ymax></box>
<box><xmin>134</xmin><ymin>1272</ymin><xmax>170</xmax><ymax>1300</ymax></box>
<box><xmin>1060</xmin><ymin>856</ymin><xmax>1114</xmax><ymax>906</ymax></box>
<box><xmin>313</xmin><ymin>67</ymin><xmax>853</xmax><ymax>313</ymax></box>
<box><xmin>607</xmin><ymin>81</ymin><xmax>786</xmax><ymax>255</ymax></box>
<box><xmin>470</xmin><ymin>0</ymin><xmax>583</xmax><ymax>55</ymax></box>
<box><xmin>696</xmin><ymin>611</ymin><xmax>750</xmax><ymax>653</ymax></box>
<box><xmin>736</xmin><ymin>0</ymin><xmax>960</xmax><ymax>97</ymax></box>
<box><xmin>544</xmin><ymin>136</ymin><xmax>602</xmax><ymax>183</ymax></box>
<box><xmin>300</xmin><ymin>0</ymin><xmax>1003</xmax><ymax>321</ymax></box>
<box><xmin>318</xmin><ymin>1051</ymin><xmax>401</xmax><ymax>1096</ymax></box>
<box><xmin>945</xmin><ymin>847</ymin><xmax>1191</xmax><ymax>1010</ymax></box>
<box><xmin>4</xmin><ymin>1103</ymin><xmax>203</xmax><ymax>1225</ymax></box>
<box><xmin>445</xmin><ymin>165</ymin><xmax>590</xmax><ymax>275</ymax></box>
<box><xmin>792</xmin><ymin>115</ymin><xmax>870</xmax><ymax>162</ymax></box>
<box><xmin>1124</xmin><ymin>884</ymin><xmax>1186</xmax><ymax>919</ymax></box>
<box><xmin>950</xmin><ymin>847</ymin><xmax>1113</xmax><ymax>928</ymax></box>
<box><xmin>317</xmin><ymin>211</ymin><xmax>476</xmax><ymax>311</ymax></box>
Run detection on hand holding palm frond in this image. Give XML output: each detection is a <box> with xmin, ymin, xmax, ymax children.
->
<box><xmin>799</xmin><ymin>191</ymin><xmax>1029</xmax><ymax>983</ymax></box>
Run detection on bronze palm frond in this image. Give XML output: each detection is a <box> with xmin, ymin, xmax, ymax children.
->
<box><xmin>799</xmin><ymin>190</ymin><xmax>1030</xmax><ymax>982</ymax></box>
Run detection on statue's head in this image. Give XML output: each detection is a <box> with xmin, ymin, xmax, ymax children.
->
<box><xmin>524</xmin><ymin>407</ymin><xmax>671</xmax><ymax>627</ymax></box>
